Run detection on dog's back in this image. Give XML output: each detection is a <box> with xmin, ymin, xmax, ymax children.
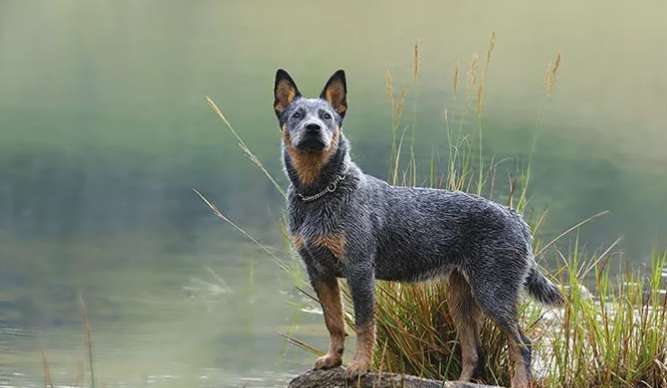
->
<box><xmin>363</xmin><ymin>174</ymin><xmax>532</xmax><ymax>282</ymax></box>
<box><xmin>322</xmin><ymin>166</ymin><xmax>528</xmax><ymax>282</ymax></box>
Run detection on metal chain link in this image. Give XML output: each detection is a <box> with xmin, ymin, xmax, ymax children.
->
<box><xmin>297</xmin><ymin>173</ymin><xmax>347</xmax><ymax>202</ymax></box>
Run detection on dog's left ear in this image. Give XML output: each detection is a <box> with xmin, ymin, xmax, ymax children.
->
<box><xmin>320</xmin><ymin>70</ymin><xmax>347</xmax><ymax>119</ymax></box>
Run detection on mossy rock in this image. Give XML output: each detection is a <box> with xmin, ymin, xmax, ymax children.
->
<box><xmin>288</xmin><ymin>367</ymin><xmax>501</xmax><ymax>388</ymax></box>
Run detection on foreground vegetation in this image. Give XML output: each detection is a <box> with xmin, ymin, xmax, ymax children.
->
<box><xmin>365</xmin><ymin>43</ymin><xmax>667</xmax><ymax>385</ymax></box>
<box><xmin>204</xmin><ymin>36</ymin><xmax>667</xmax><ymax>387</ymax></box>
<box><xmin>339</xmin><ymin>134</ymin><xmax>666</xmax><ymax>387</ymax></box>
<box><xmin>336</xmin><ymin>252</ymin><xmax>666</xmax><ymax>387</ymax></box>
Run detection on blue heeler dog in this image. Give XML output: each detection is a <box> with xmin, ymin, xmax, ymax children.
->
<box><xmin>274</xmin><ymin>69</ymin><xmax>564</xmax><ymax>388</ymax></box>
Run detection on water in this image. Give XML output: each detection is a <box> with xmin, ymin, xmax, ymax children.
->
<box><xmin>0</xmin><ymin>232</ymin><xmax>323</xmax><ymax>387</ymax></box>
<box><xmin>1</xmin><ymin>0</ymin><xmax>665</xmax><ymax>386</ymax></box>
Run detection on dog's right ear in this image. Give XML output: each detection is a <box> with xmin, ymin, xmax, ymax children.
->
<box><xmin>274</xmin><ymin>69</ymin><xmax>301</xmax><ymax>120</ymax></box>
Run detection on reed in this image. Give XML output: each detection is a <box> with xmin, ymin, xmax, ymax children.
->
<box><xmin>40</xmin><ymin>349</ymin><xmax>55</xmax><ymax>388</ymax></box>
<box><xmin>79</xmin><ymin>294</ymin><xmax>96</xmax><ymax>388</ymax></box>
<box><xmin>545</xmin><ymin>52</ymin><xmax>561</xmax><ymax>97</ymax></box>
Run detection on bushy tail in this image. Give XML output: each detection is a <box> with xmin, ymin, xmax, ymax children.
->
<box><xmin>525</xmin><ymin>266</ymin><xmax>564</xmax><ymax>306</ymax></box>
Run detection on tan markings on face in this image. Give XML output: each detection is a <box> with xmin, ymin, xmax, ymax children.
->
<box><xmin>312</xmin><ymin>233</ymin><xmax>346</xmax><ymax>259</ymax></box>
<box><xmin>274</xmin><ymin>81</ymin><xmax>296</xmax><ymax>113</ymax></box>
<box><xmin>283</xmin><ymin>126</ymin><xmax>340</xmax><ymax>185</ymax></box>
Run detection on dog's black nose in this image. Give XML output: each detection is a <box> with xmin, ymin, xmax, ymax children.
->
<box><xmin>305</xmin><ymin>123</ymin><xmax>321</xmax><ymax>133</ymax></box>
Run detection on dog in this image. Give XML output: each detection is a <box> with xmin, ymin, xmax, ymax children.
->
<box><xmin>274</xmin><ymin>69</ymin><xmax>563</xmax><ymax>388</ymax></box>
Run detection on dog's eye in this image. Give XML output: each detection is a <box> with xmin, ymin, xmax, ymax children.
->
<box><xmin>292</xmin><ymin>111</ymin><xmax>302</xmax><ymax>120</ymax></box>
<box><xmin>321</xmin><ymin>112</ymin><xmax>332</xmax><ymax>120</ymax></box>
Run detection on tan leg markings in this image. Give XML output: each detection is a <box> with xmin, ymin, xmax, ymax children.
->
<box><xmin>283</xmin><ymin>126</ymin><xmax>340</xmax><ymax>185</ymax></box>
<box><xmin>312</xmin><ymin>233</ymin><xmax>346</xmax><ymax>259</ymax></box>
<box><xmin>345</xmin><ymin>320</ymin><xmax>375</xmax><ymax>378</ymax></box>
<box><xmin>447</xmin><ymin>270</ymin><xmax>482</xmax><ymax>381</ymax></box>
<box><xmin>312</xmin><ymin>277</ymin><xmax>346</xmax><ymax>370</ymax></box>
<box><xmin>508</xmin><ymin>336</ymin><xmax>530</xmax><ymax>388</ymax></box>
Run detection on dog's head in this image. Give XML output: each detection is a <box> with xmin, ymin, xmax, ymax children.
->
<box><xmin>273</xmin><ymin>69</ymin><xmax>347</xmax><ymax>153</ymax></box>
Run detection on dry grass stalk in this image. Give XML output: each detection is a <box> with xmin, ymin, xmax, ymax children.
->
<box><xmin>206</xmin><ymin>96</ymin><xmax>286</xmax><ymax>198</ymax></box>
<box><xmin>384</xmin><ymin>70</ymin><xmax>393</xmax><ymax>99</ymax></box>
<box><xmin>412</xmin><ymin>42</ymin><xmax>420</xmax><ymax>82</ymax></box>
<box><xmin>40</xmin><ymin>349</ymin><xmax>55</xmax><ymax>388</ymax></box>
<box><xmin>452</xmin><ymin>64</ymin><xmax>459</xmax><ymax>96</ymax></box>
<box><xmin>545</xmin><ymin>52</ymin><xmax>561</xmax><ymax>97</ymax></box>
<box><xmin>78</xmin><ymin>294</ymin><xmax>95</xmax><ymax>388</ymax></box>
<box><xmin>477</xmin><ymin>32</ymin><xmax>496</xmax><ymax>115</ymax></box>
<box><xmin>193</xmin><ymin>188</ymin><xmax>290</xmax><ymax>272</ymax></box>
<box><xmin>476</xmin><ymin>84</ymin><xmax>485</xmax><ymax>115</ymax></box>
<box><xmin>485</xmin><ymin>32</ymin><xmax>496</xmax><ymax>71</ymax></box>
<box><xmin>386</xmin><ymin>72</ymin><xmax>407</xmax><ymax>185</ymax></box>
<box><xmin>535</xmin><ymin>210</ymin><xmax>609</xmax><ymax>258</ymax></box>
<box><xmin>391</xmin><ymin>127</ymin><xmax>410</xmax><ymax>186</ymax></box>
<box><xmin>466</xmin><ymin>54</ymin><xmax>480</xmax><ymax>101</ymax></box>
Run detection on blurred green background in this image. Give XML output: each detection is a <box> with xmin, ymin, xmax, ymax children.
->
<box><xmin>0</xmin><ymin>0</ymin><xmax>665</xmax><ymax>386</ymax></box>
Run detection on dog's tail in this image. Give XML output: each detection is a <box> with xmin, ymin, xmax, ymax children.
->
<box><xmin>525</xmin><ymin>266</ymin><xmax>564</xmax><ymax>306</ymax></box>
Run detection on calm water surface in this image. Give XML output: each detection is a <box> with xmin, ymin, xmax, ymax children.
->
<box><xmin>1</xmin><ymin>0</ymin><xmax>665</xmax><ymax>386</ymax></box>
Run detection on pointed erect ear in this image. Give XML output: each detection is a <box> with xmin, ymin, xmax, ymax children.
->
<box><xmin>274</xmin><ymin>69</ymin><xmax>301</xmax><ymax>118</ymax></box>
<box><xmin>320</xmin><ymin>70</ymin><xmax>347</xmax><ymax>118</ymax></box>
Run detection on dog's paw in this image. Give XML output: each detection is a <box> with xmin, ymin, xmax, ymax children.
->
<box><xmin>344</xmin><ymin>359</ymin><xmax>370</xmax><ymax>379</ymax></box>
<box><xmin>313</xmin><ymin>353</ymin><xmax>342</xmax><ymax>370</ymax></box>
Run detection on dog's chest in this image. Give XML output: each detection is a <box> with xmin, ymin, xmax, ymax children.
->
<box><xmin>289</xmin><ymin>200</ymin><xmax>347</xmax><ymax>261</ymax></box>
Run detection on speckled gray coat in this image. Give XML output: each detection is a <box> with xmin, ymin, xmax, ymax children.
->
<box><xmin>286</xmin><ymin>135</ymin><xmax>561</xmax><ymax>322</ymax></box>
<box><xmin>275</xmin><ymin>69</ymin><xmax>562</xmax><ymax>386</ymax></box>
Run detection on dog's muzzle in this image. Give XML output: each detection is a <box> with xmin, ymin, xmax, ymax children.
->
<box><xmin>297</xmin><ymin>122</ymin><xmax>327</xmax><ymax>151</ymax></box>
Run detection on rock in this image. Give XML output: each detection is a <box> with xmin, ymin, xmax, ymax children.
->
<box><xmin>287</xmin><ymin>367</ymin><xmax>501</xmax><ymax>388</ymax></box>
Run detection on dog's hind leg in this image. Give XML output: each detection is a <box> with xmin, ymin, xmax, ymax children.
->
<box><xmin>311</xmin><ymin>276</ymin><xmax>347</xmax><ymax>369</ymax></box>
<box><xmin>466</xmin><ymin>265</ymin><xmax>532</xmax><ymax>388</ymax></box>
<box><xmin>508</xmin><ymin>326</ymin><xmax>532</xmax><ymax>388</ymax></box>
<box><xmin>446</xmin><ymin>269</ymin><xmax>484</xmax><ymax>381</ymax></box>
<box><xmin>499</xmin><ymin>320</ymin><xmax>532</xmax><ymax>388</ymax></box>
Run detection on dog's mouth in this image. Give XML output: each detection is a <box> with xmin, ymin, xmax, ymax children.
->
<box><xmin>297</xmin><ymin>137</ymin><xmax>327</xmax><ymax>152</ymax></box>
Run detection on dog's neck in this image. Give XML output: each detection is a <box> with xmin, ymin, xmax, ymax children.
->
<box><xmin>283</xmin><ymin>135</ymin><xmax>351</xmax><ymax>195</ymax></box>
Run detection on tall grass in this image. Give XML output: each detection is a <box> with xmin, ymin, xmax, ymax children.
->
<box><xmin>202</xmin><ymin>37</ymin><xmax>667</xmax><ymax>387</ymax></box>
<box><xmin>366</xmin><ymin>38</ymin><xmax>666</xmax><ymax>387</ymax></box>
<box><xmin>363</xmin><ymin>251</ymin><xmax>667</xmax><ymax>387</ymax></box>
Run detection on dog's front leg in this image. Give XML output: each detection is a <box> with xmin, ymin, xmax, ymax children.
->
<box><xmin>311</xmin><ymin>276</ymin><xmax>346</xmax><ymax>369</ymax></box>
<box><xmin>344</xmin><ymin>262</ymin><xmax>376</xmax><ymax>379</ymax></box>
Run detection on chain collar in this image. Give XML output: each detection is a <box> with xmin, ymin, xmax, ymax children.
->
<box><xmin>296</xmin><ymin>170</ymin><xmax>348</xmax><ymax>202</ymax></box>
